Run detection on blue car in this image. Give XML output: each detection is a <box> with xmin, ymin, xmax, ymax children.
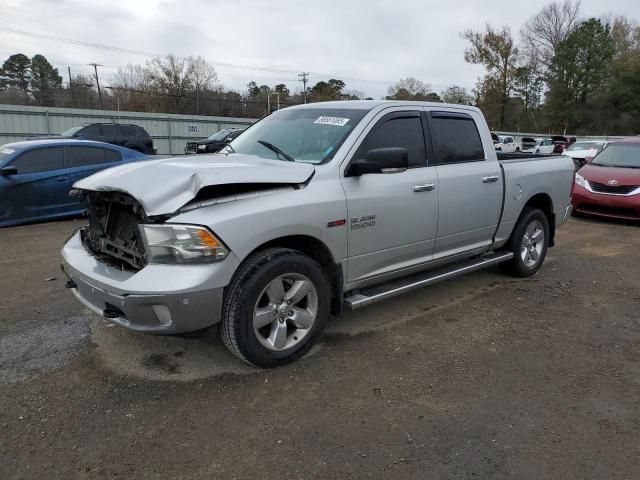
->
<box><xmin>0</xmin><ymin>139</ymin><xmax>148</xmax><ymax>227</ymax></box>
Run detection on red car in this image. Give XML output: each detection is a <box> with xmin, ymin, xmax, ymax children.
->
<box><xmin>572</xmin><ymin>138</ymin><xmax>640</xmax><ymax>221</ymax></box>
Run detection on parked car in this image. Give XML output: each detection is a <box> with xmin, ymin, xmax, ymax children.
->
<box><xmin>572</xmin><ymin>138</ymin><xmax>640</xmax><ymax>221</ymax></box>
<box><xmin>522</xmin><ymin>138</ymin><xmax>555</xmax><ymax>155</ymax></box>
<box><xmin>0</xmin><ymin>139</ymin><xmax>148</xmax><ymax>227</ymax></box>
<box><xmin>564</xmin><ymin>140</ymin><xmax>611</xmax><ymax>169</ymax></box>
<box><xmin>494</xmin><ymin>135</ymin><xmax>521</xmax><ymax>153</ymax></box>
<box><xmin>184</xmin><ymin>128</ymin><xmax>245</xmax><ymax>154</ymax></box>
<box><xmin>551</xmin><ymin>135</ymin><xmax>576</xmax><ymax>154</ymax></box>
<box><xmin>61</xmin><ymin>100</ymin><xmax>574</xmax><ymax>367</ymax></box>
<box><xmin>54</xmin><ymin>123</ymin><xmax>156</xmax><ymax>155</ymax></box>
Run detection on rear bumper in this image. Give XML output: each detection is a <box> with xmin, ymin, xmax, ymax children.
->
<box><xmin>61</xmin><ymin>230</ymin><xmax>240</xmax><ymax>333</ymax></box>
<box><xmin>572</xmin><ymin>185</ymin><xmax>640</xmax><ymax>220</ymax></box>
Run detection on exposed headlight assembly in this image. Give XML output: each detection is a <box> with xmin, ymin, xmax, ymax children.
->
<box><xmin>574</xmin><ymin>173</ymin><xmax>587</xmax><ymax>188</ymax></box>
<box><xmin>139</xmin><ymin>224</ymin><xmax>229</xmax><ymax>264</ymax></box>
<box><xmin>197</xmin><ymin>144</ymin><xmax>207</xmax><ymax>151</ymax></box>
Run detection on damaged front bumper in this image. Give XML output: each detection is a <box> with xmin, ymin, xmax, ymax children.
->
<box><xmin>61</xmin><ymin>229</ymin><xmax>240</xmax><ymax>334</ymax></box>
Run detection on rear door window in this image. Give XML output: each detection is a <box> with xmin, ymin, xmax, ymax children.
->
<box><xmin>119</xmin><ymin>125</ymin><xmax>138</xmax><ymax>137</ymax></box>
<box><xmin>356</xmin><ymin>112</ymin><xmax>427</xmax><ymax>168</ymax></box>
<box><xmin>68</xmin><ymin>146</ymin><xmax>120</xmax><ymax>167</ymax></box>
<box><xmin>429</xmin><ymin>113</ymin><xmax>485</xmax><ymax>164</ymax></box>
<box><xmin>11</xmin><ymin>147</ymin><xmax>65</xmax><ymax>174</ymax></box>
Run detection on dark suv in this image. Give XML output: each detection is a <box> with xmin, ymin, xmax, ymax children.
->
<box><xmin>60</xmin><ymin>123</ymin><xmax>156</xmax><ymax>154</ymax></box>
<box><xmin>185</xmin><ymin>128</ymin><xmax>244</xmax><ymax>154</ymax></box>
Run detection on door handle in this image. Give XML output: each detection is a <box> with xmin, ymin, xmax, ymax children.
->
<box><xmin>56</xmin><ymin>177</ymin><xmax>68</xmax><ymax>182</ymax></box>
<box><xmin>413</xmin><ymin>184</ymin><xmax>436</xmax><ymax>192</ymax></box>
<box><xmin>482</xmin><ymin>176</ymin><xmax>499</xmax><ymax>183</ymax></box>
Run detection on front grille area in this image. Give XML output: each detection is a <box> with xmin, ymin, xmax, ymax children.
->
<box><xmin>589</xmin><ymin>181</ymin><xmax>639</xmax><ymax>195</ymax></box>
<box><xmin>185</xmin><ymin>142</ymin><xmax>198</xmax><ymax>153</ymax></box>
<box><xmin>82</xmin><ymin>191</ymin><xmax>149</xmax><ymax>271</ymax></box>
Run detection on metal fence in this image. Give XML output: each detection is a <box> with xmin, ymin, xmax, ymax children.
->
<box><xmin>0</xmin><ymin>104</ymin><xmax>257</xmax><ymax>155</ymax></box>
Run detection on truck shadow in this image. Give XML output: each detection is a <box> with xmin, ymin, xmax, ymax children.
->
<box><xmin>89</xmin><ymin>267</ymin><xmax>512</xmax><ymax>381</ymax></box>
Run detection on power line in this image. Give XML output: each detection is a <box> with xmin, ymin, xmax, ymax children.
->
<box><xmin>0</xmin><ymin>25</ymin><xmax>413</xmax><ymax>88</ymax></box>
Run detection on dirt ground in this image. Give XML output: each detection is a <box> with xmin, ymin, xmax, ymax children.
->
<box><xmin>1</xmin><ymin>217</ymin><xmax>639</xmax><ymax>479</ymax></box>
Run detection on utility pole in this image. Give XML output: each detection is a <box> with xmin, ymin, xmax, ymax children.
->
<box><xmin>298</xmin><ymin>72</ymin><xmax>309</xmax><ymax>103</ymax></box>
<box><xmin>88</xmin><ymin>63</ymin><xmax>103</xmax><ymax>108</ymax></box>
<box><xmin>67</xmin><ymin>66</ymin><xmax>76</xmax><ymax>108</ymax></box>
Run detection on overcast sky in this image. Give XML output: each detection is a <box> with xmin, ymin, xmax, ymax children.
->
<box><xmin>2</xmin><ymin>0</ymin><xmax>639</xmax><ymax>99</ymax></box>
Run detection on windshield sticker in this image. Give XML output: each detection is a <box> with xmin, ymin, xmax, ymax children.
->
<box><xmin>314</xmin><ymin>116</ymin><xmax>350</xmax><ymax>127</ymax></box>
<box><xmin>1</xmin><ymin>148</ymin><xmax>15</xmax><ymax>154</ymax></box>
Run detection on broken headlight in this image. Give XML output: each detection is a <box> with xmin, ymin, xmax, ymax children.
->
<box><xmin>139</xmin><ymin>224</ymin><xmax>229</xmax><ymax>264</ymax></box>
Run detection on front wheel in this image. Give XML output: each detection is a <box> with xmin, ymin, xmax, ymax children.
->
<box><xmin>501</xmin><ymin>208</ymin><xmax>549</xmax><ymax>277</ymax></box>
<box><xmin>220</xmin><ymin>248</ymin><xmax>330</xmax><ymax>367</ymax></box>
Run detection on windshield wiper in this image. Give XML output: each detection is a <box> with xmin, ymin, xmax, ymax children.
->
<box><xmin>257</xmin><ymin>140</ymin><xmax>295</xmax><ymax>162</ymax></box>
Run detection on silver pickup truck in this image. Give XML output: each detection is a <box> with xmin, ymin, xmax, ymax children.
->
<box><xmin>61</xmin><ymin>101</ymin><xmax>574</xmax><ymax>367</ymax></box>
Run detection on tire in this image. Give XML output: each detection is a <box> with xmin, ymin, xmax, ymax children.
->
<box><xmin>535</xmin><ymin>149</ymin><xmax>540</xmax><ymax>154</ymax></box>
<box><xmin>500</xmin><ymin>207</ymin><xmax>550</xmax><ymax>278</ymax></box>
<box><xmin>515</xmin><ymin>147</ymin><xmax>520</xmax><ymax>152</ymax></box>
<box><xmin>220</xmin><ymin>248</ymin><xmax>331</xmax><ymax>367</ymax></box>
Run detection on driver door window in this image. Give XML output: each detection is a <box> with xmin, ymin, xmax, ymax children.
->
<box><xmin>354</xmin><ymin>114</ymin><xmax>427</xmax><ymax>168</ymax></box>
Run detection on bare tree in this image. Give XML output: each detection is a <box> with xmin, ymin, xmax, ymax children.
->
<box><xmin>386</xmin><ymin>77</ymin><xmax>432</xmax><ymax>99</ymax></box>
<box><xmin>463</xmin><ymin>24</ymin><xmax>519</xmax><ymax>128</ymax></box>
<box><xmin>146</xmin><ymin>54</ymin><xmax>194</xmax><ymax>111</ymax></box>
<box><xmin>188</xmin><ymin>55</ymin><xmax>218</xmax><ymax>114</ymax></box>
<box><xmin>521</xmin><ymin>0</ymin><xmax>582</xmax><ymax>65</ymax></box>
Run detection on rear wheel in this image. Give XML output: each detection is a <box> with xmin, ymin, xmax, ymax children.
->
<box><xmin>220</xmin><ymin>248</ymin><xmax>330</xmax><ymax>367</ymax></box>
<box><xmin>501</xmin><ymin>208</ymin><xmax>549</xmax><ymax>277</ymax></box>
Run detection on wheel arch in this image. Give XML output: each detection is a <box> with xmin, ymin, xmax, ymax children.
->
<box><xmin>242</xmin><ymin>235</ymin><xmax>344</xmax><ymax>316</ymax></box>
<box><xmin>518</xmin><ymin>193</ymin><xmax>556</xmax><ymax>247</ymax></box>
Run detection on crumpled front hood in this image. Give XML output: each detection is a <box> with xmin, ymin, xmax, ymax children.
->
<box><xmin>73</xmin><ymin>153</ymin><xmax>315</xmax><ymax>215</ymax></box>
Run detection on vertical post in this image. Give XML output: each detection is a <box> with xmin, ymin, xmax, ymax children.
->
<box><xmin>167</xmin><ymin>116</ymin><xmax>173</xmax><ymax>155</ymax></box>
<box><xmin>267</xmin><ymin>91</ymin><xmax>270</xmax><ymax>115</ymax></box>
<box><xmin>298</xmin><ymin>72</ymin><xmax>309</xmax><ymax>103</ymax></box>
<box><xmin>67</xmin><ymin>66</ymin><xmax>76</xmax><ymax>108</ymax></box>
<box><xmin>45</xmin><ymin>110</ymin><xmax>50</xmax><ymax>136</ymax></box>
<box><xmin>89</xmin><ymin>63</ymin><xmax>103</xmax><ymax>109</ymax></box>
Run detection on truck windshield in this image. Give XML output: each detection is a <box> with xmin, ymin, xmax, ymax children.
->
<box><xmin>591</xmin><ymin>144</ymin><xmax>640</xmax><ymax>168</ymax></box>
<box><xmin>221</xmin><ymin>108</ymin><xmax>367</xmax><ymax>164</ymax></box>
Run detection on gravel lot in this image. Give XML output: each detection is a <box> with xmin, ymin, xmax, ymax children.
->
<box><xmin>1</xmin><ymin>217</ymin><xmax>639</xmax><ymax>479</ymax></box>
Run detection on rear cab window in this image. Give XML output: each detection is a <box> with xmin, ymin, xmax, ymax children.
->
<box><xmin>428</xmin><ymin>112</ymin><xmax>485</xmax><ymax>164</ymax></box>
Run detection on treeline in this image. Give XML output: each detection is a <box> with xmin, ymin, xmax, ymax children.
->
<box><xmin>463</xmin><ymin>1</ymin><xmax>640</xmax><ymax>135</ymax></box>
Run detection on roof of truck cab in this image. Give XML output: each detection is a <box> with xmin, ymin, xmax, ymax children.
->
<box><xmin>285</xmin><ymin>100</ymin><xmax>481</xmax><ymax>111</ymax></box>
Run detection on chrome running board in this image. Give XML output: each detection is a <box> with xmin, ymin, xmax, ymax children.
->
<box><xmin>344</xmin><ymin>252</ymin><xmax>514</xmax><ymax>310</ymax></box>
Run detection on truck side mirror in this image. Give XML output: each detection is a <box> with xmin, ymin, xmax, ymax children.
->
<box><xmin>0</xmin><ymin>166</ymin><xmax>18</xmax><ymax>176</ymax></box>
<box><xmin>346</xmin><ymin>147</ymin><xmax>409</xmax><ymax>177</ymax></box>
